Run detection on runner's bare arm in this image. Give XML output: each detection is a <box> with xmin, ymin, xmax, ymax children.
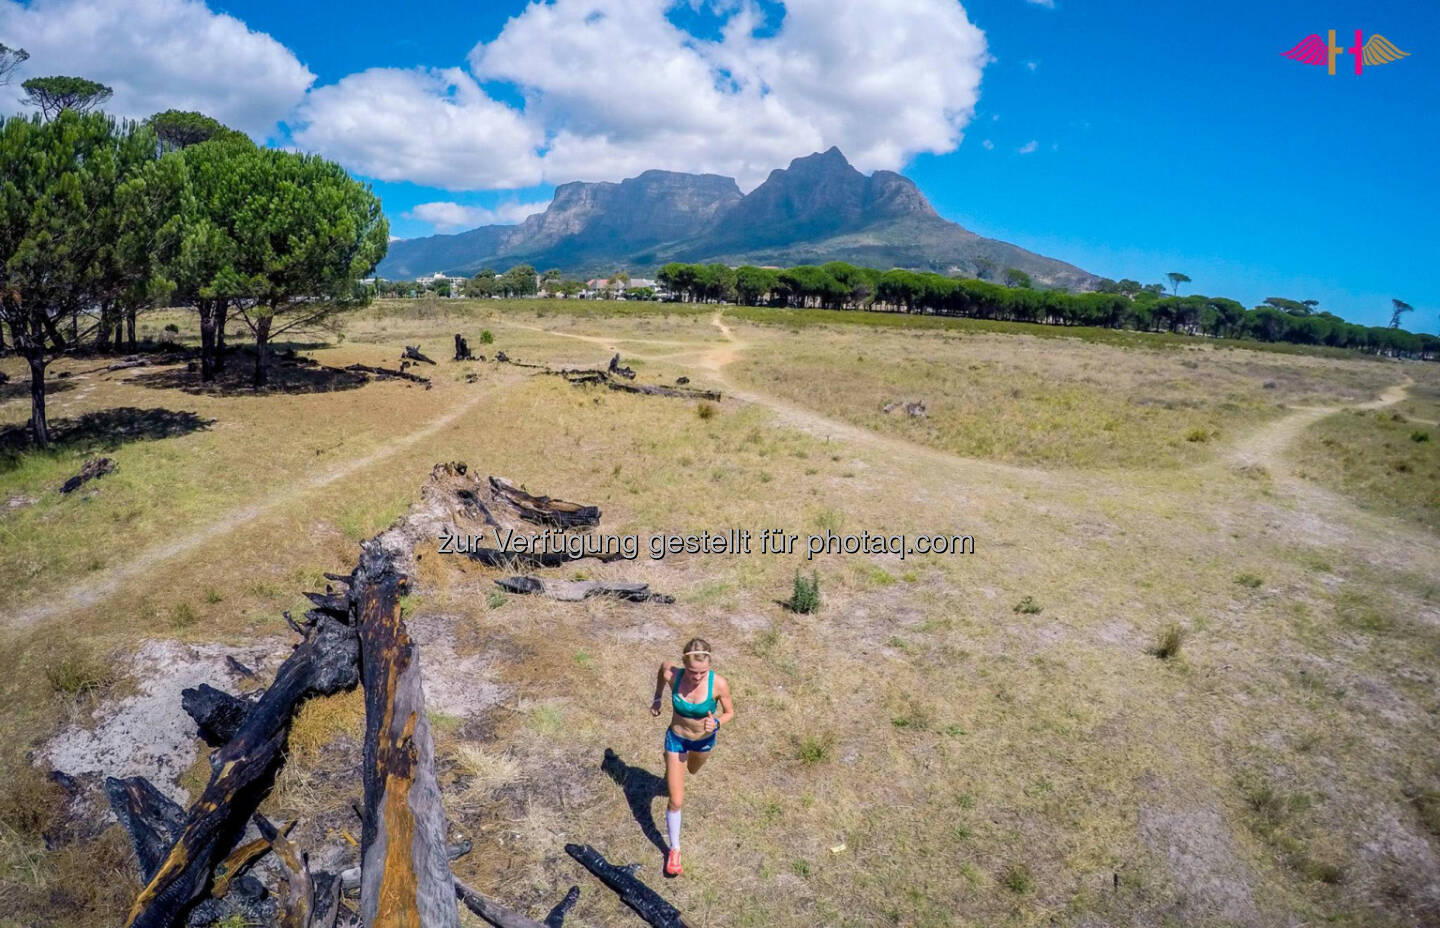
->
<box><xmin>651</xmin><ymin>661</ymin><xmax>675</xmax><ymax>715</ymax></box>
<box><xmin>711</xmin><ymin>674</ymin><xmax>735</xmax><ymax>729</ymax></box>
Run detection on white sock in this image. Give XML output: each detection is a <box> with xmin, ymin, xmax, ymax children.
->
<box><xmin>666</xmin><ymin>808</ymin><xmax>682</xmax><ymax>851</ymax></box>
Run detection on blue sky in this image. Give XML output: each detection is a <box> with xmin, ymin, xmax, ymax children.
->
<box><xmin>2</xmin><ymin>0</ymin><xmax>1436</xmax><ymax>329</ymax></box>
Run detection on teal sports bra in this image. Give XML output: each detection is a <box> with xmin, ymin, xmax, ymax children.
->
<box><xmin>671</xmin><ymin>668</ymin><xmax>716</xmax><ymax>719</ymax></box>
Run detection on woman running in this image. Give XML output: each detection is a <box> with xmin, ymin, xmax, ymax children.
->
<box><xmin>650</xmin><ymin>637</ymin><xmax>734</xmax><ymax>876</ymax></box>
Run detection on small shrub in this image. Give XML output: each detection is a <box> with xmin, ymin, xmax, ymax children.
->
<box><xmin>203</xmin><ymin>587</ymin><xmax>223</xmax><ymax>604</ymax></box>
<box><xmin>1411</xmin><ymin>430</ymin><xmax>1430</xmax><ymax>443</ymax></box>
<box><xmin>796</xmin><ymin>732</ymin><xmax>834</xmax><ymax>766</ymax></box>
<box><xmin>1235</xmin><ymin>572</ymin><xmax>1263</xmax><ymax>589</ymax></box>
<box><xmin>1013</xmin><ymin>596</ymin><xmax>1042</xmax><ymax>614</ymax></box>
<box><xmin>45</xmin><ymin>651</ymin><xmax>114</xmax><ymax>697</ymax></box>
<box><xmin>487</xmin><ymin>590</ymin><xmax>507</xmax><ymax>609</ymax></box>
<box><xmin>790</xmin><ymin>571</ymin><xmax>821</xmax><ymax>614</ymax></box>
<box><xmin>697</xmin><ymin>401</ymin><xmax>717</xmax><ymax>420</ymax></box>
<box><xmin>1390</xmin><ymin>459</ymin><xmax>1412</xmax><ymax>473</ymax></box>
<box><xmin>163</xmin><ymin>323</ymin><xmax>180</xmax><ymax>333</ymax></box>
<box><xmin>1185</xmin><ymin>428</ymin><xmax>1210</xmax><ymax>443</ymax></box>
<box><xmin>169</xmin><ymin>602</ymin><xmax>198</xmax><ymax>629</ymax></box>
<box><xmin>1001</xmin><ymin>863</ymin><xmax>1033</xmax><ymax>894</ymax></box>
<box><xmin>1305</xmin><ymin>859</ymin><xmax>1345</xmax><ymax>884</ymax></box>
<box><xmin>1149</xmin><ymin>623</ymin><xmax>1185</xmax><ymax>659</ymax></box>
<box><xmin>479</xmin><ymin>329</ymin><xmax>494</xmax><ymax>344</ymax></box>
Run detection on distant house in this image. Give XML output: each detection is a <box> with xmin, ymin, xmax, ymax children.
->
<box><xmin>583</xmin><ymin>276</ymin><xmax>658</xmax><ymax>299</ymax></box>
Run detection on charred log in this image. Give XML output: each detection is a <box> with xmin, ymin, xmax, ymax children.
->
<box><xmin>343</xmin><ymin>363</ymin><xmax>431</xmax><ymax>385</ymax></box>
<box><xmin>487</xmin><ymin>476</ymin><xmax>600</xmax><ymax>530</ymax></box>
<box><xmin>403</xmin><ymin>345</ymin><xmax>437</xmax><ymax>365</ymax></box>
<box><xmin>453</xmin><ymin>335</ymin><xmax>474</xmax><ymax>361</ymax></box>
<box><xmin>493</xmin><ymin>576</ymin><xmax>674</xmax><ymax>604</ymax></box>
<box><xmin>180</xmin><ymin>684</ymin><xmax>255</xmax><ymax>749</ymax></box>
<box><xmin>122</xmin><ymin>616</ymin><xmax>360</xmax><ymax>928</ymax></box>
<box><xmin>544</xmin><ymin>886</ymin><xmax>581</xmax><ymax>928</ymax></box>
<box><xmin>60</xmin><ymin>456</ymin><xmax>115</xmax><ymax>493</ymax></box>
<box><xmin>105</xmin><ymin>776</ymin><xmax>186</xmax><ymax>882</ymax></box>
<box><xmin>353</xmin><ymin>541</ymin><xmax>459</xmax><ymax>928</ymax></box>
<box><xmin>564</xmin><ymin>844</ymin><xmax>689</xmax><ymax>928</ymax></box>
<box><xmin>607</xmin><ymin>354</ymin><xmax>635</xmax><ymax>380</ymax></box>
<box><xmin>453</xmin><ymin>880</ymin><xmax>548</xmax><ymax>928</ymax></box>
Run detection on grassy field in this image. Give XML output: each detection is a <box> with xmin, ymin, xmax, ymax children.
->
<box><xmin>1</xmin><ymin>298</ymin><xmax>1437</xmax><ymax>927</ymax></box>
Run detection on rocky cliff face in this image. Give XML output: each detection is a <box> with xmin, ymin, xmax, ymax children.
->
<box><xmin>375</xmin><ymin>149</ymin><xmax>1098</xmax><ymax>290</ymax></box>
<box><xmin>680</xmin><ymin>147</ymin><xmax>940</xmax><ymax>255</ymax></box>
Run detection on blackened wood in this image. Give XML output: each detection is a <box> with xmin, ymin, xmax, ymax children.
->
<box><xmin>210</xmin><ymin>818</ymin><xmax>293</xmax><ymax>899</ymax></box>
<box><xmin>487</xmin><ymin>476</ymin><xmax>601</xmax><ymax>530</ymax></box>
<box><xmin>255</xmin><ymin>813</ymin><xmax>315</xmax><ymax>928</ymax></box>
<box><xmin>225</xmin><ymin>656</ymin><xmax>256</xmax><ymax>679</ymax></box>
<box><xmin>60</xmin><ymin>456</ymin><xmax>115</xmax><ymax>493</ymax></box>
<box><xmin>453</xmin><ymin>880</ymin><xmax>547</xmax><ymax>928</ymax></box>
<box><xmin>344</xmin><ymin>363</ymin><xmax>431</xmax><ymax>385</ymax></box>
<box><xmin>544</xmin><ymin>886</ymin><xmax>581</xmax><ymax>928</ymax></box>
<box><xmin>564</xmin><ymin>844</ymin><xmax>689</xmax><ymax>928</ymax></box>
<box><xmin>180</xmin><ymin>684</ymin><xmax>254</xmax><ymax>748</ymax></box>
<box><xmin>453</xmin><ymin>335</ymin><xmax>474</xmax><ymax>361</ymax></box>
<box><xmin>122</xmin><ymin>616</ymin><xmax>360</xmax><ymax>928</ymax></box>
<box><xmin>104</xmin><ymin>776</ymin><xmax>185</xmax><ymax>882</ymax></box>
<box><xmin>493</xmin><ymin>576</ymin><xmax>673</xmax><ymax>604</ymax></box>
<box><xmin>304</xmin><ymin>590</ymin><xmax>350</xmax><ymax>618</ymax></box>
<box><xmin>353</xmin><ymin>541</ymin><xmax>458</xmax><ymax>928</ymax></box>
<box><xmin>607</xmin><ymin>354</ymin><xmax>635</xmax><ymax>379</ymax></box>
<box><xmin>402</xmin><ymin>345</ymin><xmax>437</xmax><ymax>365</ymax></box>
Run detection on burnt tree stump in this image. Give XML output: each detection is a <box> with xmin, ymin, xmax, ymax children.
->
<box><xmin>122</xmin><ymin>616</ymin><xmax>359</xmax><ymax>928</ymax></box>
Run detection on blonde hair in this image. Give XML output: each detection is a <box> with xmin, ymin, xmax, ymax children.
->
<box><xmin>682</xmin><ymin>637</ymin><xmax>712</xmax><ymax>660</ymax></box>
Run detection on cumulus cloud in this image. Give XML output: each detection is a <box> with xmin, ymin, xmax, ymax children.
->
<box><xmin>291</xmin><ymin>68</ymin><xmax>544</xmax><ymax>190</ymax></box>
<box><xmin>0</xmin><ymin>0</ymin><xmax>312</xmax><ymax>138</ymax></box>
<box><xmin>982</xmin><ymin>138</ymin><xmax>994</xmax><ymax>150</ymax></box>
<box><xmin>404</xmin><ymin>200</ymin><xmax>547</xmax><ymax>232</ymax></box>
<box><xmin>297</xmin><ymin>0</ymin><xmax>989</xmax><ymax>191</ymax></box>
<box><xmin>1025</xmin><ymin>60</ymin><xmax>1039</xmax><ymax>71</ymax></box>
<box><xmin>1018</xmin><ymin>139</ymin><xmax>1038</xmax><ymax>154</ymax></box>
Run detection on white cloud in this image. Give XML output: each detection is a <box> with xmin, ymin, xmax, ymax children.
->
<box><xmin>1018</xmin><ymin>140</ymin><xmax>1038</xmax><ymax>154</ymax></box>
<box><xmin>297</xmin><ymin>0</ymin><xmax>989</xmax><ymax>191</ymax></box>
<box><xmin>1025</xmin><ymin>60</ymin><xmax>1039</xmax><ymax>71</ymax></box>
<box><xmin>404</xmin><ymin>200</ymin><xmax>547</xmax><ymax>232</ymax></box>
<box><xmin>291</xmin><ymin>68</ymin><xmax>544</xmax><ymax>190</ymax></box>
<box><xmin>981</xmin><ymin>138</ymin><xmax>994</xmax><ymax>150</ymax></box>
<box><xmin>1025</xmin><ymin>0</ymin><xmax>1056</xmax><ymax>8</ymax></box>
<box><xmin>0</xmin><ymin>0</ymin><xmax>312</xmax><ymax>139</ymax></box>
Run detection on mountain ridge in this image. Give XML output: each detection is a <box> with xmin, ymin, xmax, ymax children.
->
<box><xmin>377</xmin><ymin>149</ymin><xmax>1098</xmax><ymax>289</ymax></box>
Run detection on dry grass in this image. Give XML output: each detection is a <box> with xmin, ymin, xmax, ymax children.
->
<box><xmin>1293</xmin><ymin>403</ymin><xmax>1440</xmax><ymax>530</ymax></box>
<box><xmin>1</xmin><ymin>299</ymin><xmax>1437</xmax><ymax>927</ymax></box>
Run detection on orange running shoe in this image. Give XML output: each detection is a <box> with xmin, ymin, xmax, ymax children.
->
<box><xmin>665</xmin><ymin>848</ymin><xmax>683</xmax><ymax>876</ymax></box>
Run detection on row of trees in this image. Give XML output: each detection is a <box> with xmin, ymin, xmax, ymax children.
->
<box><xmin>654</xmin><ymin>262</ymin><xmax>1436</xmax><ymax>359</ymax></box>
<box><xmin>0</xmin><ymin>107</ymin><xmax>388</xmax><ymax>445</ymax></box>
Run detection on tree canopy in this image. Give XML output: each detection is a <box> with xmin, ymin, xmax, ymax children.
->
<box><xmin>0</xmin><ymin>43</ymin><xmax>28</xmax><ymax>86</ymax></box>
<box><xmin>21</xmin><ymin>75</ymin><xmax>113</xmax><ymax>120</ymax></box>
<box><xmin>148</xmin><ymin>109</ymin><xmax>248</xmax><ymax>151</ymax></box>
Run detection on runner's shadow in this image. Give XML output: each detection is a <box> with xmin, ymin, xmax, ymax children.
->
<box><xmin>601</xmin><ymin>747</ymin><xmax>667</xmax><ymax>854</ymax></box>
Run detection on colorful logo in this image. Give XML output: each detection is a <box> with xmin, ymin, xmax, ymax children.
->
<box><xmin>1283</xmin><ymin>30</ymin><xmax>1410</xmax><ymax>75</ymax></box>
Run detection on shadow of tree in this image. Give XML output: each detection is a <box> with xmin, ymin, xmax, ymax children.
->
<box><xmin>601</xmin><ymin>747</ymin><xmax>668</xmax><ymax>854</ymax></box>
<box><xmin>0</xmin><ymin>407</ymin><xmax>215</xmax><ymax>471</ymax></box>
<box><xmin>128</xmin><ymin>352</ymin><xmax>366</xmax><ymax>397</ymax></box>
<box><xmin>0</xmin><ymin>378</ymin><xmax>77</xmax><ymax>403</ymax></box>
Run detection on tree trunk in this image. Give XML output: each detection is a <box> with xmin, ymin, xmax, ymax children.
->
<box><xmin>253</xmin><ymin>314</ymin><xmax>272</xmax><ymax>388</ymax></box>
<box><xmin>198</xmin><ymin>300</ymin><xmax>218</xmax><ymax>381</ymax></box>
<box><xmin>214</xmin><ymin>302</ymin><xmax>228</xmax><ymax>374</ymax></box>
<box><xmin>96</xmin><ymin>300</ymin><xmax>114</xmax><ymax>353</ymax></box>
<box><xmin>354</xmin><ymin>544</ymin><xmax>459</xmax><ymax>928</ymax></box>
<box><xmin>28</xmin><ymin>353</ymin><xmax>49</xmax><ymax>448</ymax></box>
<box><xmin>126</xmin><ymin>305</ymin><xmax>137</xmax><ymax>351</ymax></box>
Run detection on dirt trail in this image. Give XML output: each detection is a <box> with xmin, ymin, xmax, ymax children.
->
<box><xmin>1228</xmin><ymin>377</ymin><xmax>1413</xmax><ymax>476</ymax></box>
<box><xmin>6</xmin><ymin>384</ymin><xmax>492</xmax><ymax>630</ymax></box>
